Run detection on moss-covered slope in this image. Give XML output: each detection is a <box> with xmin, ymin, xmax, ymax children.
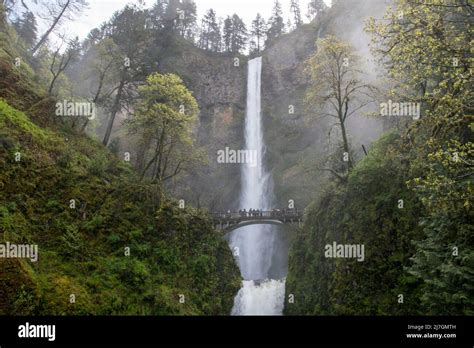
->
<box><xmin>284</xmin><ymin>133</ymin><xmax>426</xmax><ymax>315</ymax></box>
<box><xmin>0</xmin><ymin>26</ymin><xmax>240</xmax><ymax>315</ymax></box>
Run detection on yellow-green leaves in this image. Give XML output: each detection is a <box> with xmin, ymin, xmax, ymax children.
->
<box><xmin>126</xmin><ymin>72</ymin><xmax>202</xmax><ymax>185</ymax></box>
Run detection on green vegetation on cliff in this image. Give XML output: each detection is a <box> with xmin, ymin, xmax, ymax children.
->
<box><xmin>0</xmin><ymin>14</ymin><xmax>240</xmax><ymax>316</ymax></box>
<box><xmin>285</xmin><ymin>0</ymin><xmax>473</xmax><ymax>315</ymax></box>
<box><xmin>285</xmin><ymin>132</ymin><xmax>426</xmax><ymax>315</ymax></box>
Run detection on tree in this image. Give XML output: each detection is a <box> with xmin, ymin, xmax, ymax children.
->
<box><xmin>80</xmin><ymin>37</ymin><xmax>122</xmax><ymax>132</ymax></box>
<box><xmin>149</xmin><ymin>0</ymin><xmax>167</xmax><ymax>30</ymax></box>
<box><xmin>250</xmin><ymin>13</ymin><xmax>266</xmax><ymax>54</ymax></box>
<box><xmin>48</xmin><ymin>36</ymin><xmax>81</xmax><ymax>95</ymax></box>
<box><xmin>307</xmin><ymin>0</ymin><xmax>327</xmax><ymax>21</ymax></box>
<box><xmin>305</xmin><ymin>36</ymin><xmax>373</xmax><ymax>175</ymax></box>
<box><xmin>102</xmin><ymin>4</ymin><xmax>150</xmax><ymax>146</ymax></box>
<box><xmin>230</xmin><ymin>14</ymin><xmax>247</xmax><ymax>54</ymax></box>
<box><xmin>163</xmin><ymin>0</ymin><xmax>180</xmax><ymax>27</ymax></box>
<box><xmin>221</xmin><ymin>14</ymin><xmax>247</xmax><ymax>54</ymax></box>
<box><xmin>1</xmin><ymin>0</ymin><xmax>30</xmax><ymax>18</ymax></box>
<box><xmin>178</xmin><ymin>0</ymin><xmax>197</xmax><ymax>40</ymax></box>
<box><xmin>160</xmin><ymin>0</ymin><xmax>196</xmax><ymax>39</ymax></box>
<box><xmin>266</xmin><ymin>0</ymin><xmax>285</xmax><ymax>46</ymax></box>
<box><xmin>367</xmin><ymin>0</ymin><xmax>473</xmax><ymax>314</ymax></box>
<box><xmin>13</xmin><ymin>10</ymin><xmax>37</xmax><ymax>47</ymax></box>
<box><xmin>126</xmin><ymin>73</ymin><xmax>201</xmax><ymax>202</ymax></box>
<box><xmin>290</xmin><ymin>0</ymin><xmax>302</xmax><ymax>28</ymax></box>
<box><xmin>82</xmin><ymin>26</ymin><xmax>106</xmax><ymax>52</ymax></box>
<box><xmin>199</xmin><ymin>9</ymin><xmax>220</xmax><ymax>51</ymax></box>
<box><xmin>162</xmin><ymin>0</ymin><xmax>197</xmax><ymax>39</ymax></box>
<box><xmin>32</xmin><ymin>0</ymin><xmax>88</xmax><ymax>54</ymax></box>
<box><xmin>222</xmin><ymin>15</ymin><xmax>233</xmax><ymax>52</ymax></box>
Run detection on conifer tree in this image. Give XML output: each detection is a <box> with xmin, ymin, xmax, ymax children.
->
<box><xmin>230</xmin><ymin>14</ymin><xmax>247</xmax><ymax>54</ymax></box>
<box><xmin>13</xmin><ymin>10</ymin><xmax>37</xmax><ymax>48</ymax></box>
<box><xmin>307</xmin><ymin>0</ymin><xmax>327</xmax><ymax>21</ymax></box>
<box><xmin>222</xmin><ymin>16</ymin><xmax>233</xmax><ymax>53</ymax></box>
<box><xmin>250</xmin><ymin>13</ymin><xmax>266</xmax><ymax>54</ymax></box>
<box><xmin>199</xmin><ymin>9</ymin><xmax>220</xmax><ymax>51</ymax></box>
<box><xmin>290</xmin><ymin>0</ymin><xmax>302</xmax><ymax>28</ymax></box>
<box><xmin>266</xmin><ymin>0</ymin><xmax>285</xmax><ymax>46</ymax></box>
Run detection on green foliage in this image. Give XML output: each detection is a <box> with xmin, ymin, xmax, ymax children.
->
<box><xmin>365</xmin><ymin>0</ymin><xmax>473</xmax><ymax>314</ymax></box>
<box><xmin>287</xmin><ymin>0</ymin><xmax>473</xmax><ymax>316</ymax></box>
<box><xmin>305</xmin><ymin>35</ymin><xmax>371</xmax><ymax>174</ymax></box>
<box><xmin>285</xmin><ymin>132</ymin><xmax>425</xmax><ymax>315</ymax></box>
<box><xmin>406</xmin><ymin>140</ymin><xmax>474</xmax><ymax>314</ymax></box>
<box><xmin>0</xmin><ymin>44</ymin><xmax>240</xmax><ymax>315</ymax></box>
<box><xmin>126</xmin><ymin>72</ymin><xmax>203</xmax><ymax>188</ymax></box>
<box><xmin>266</xmin><ymin>0</ymin><xmax>286</xmax><ymax>46</ymax></box>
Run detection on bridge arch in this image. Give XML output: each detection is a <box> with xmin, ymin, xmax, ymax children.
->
<box><xmin>211</xmin><ymin>210</ymin><xmax>303</xmax><ymax>234</ymax></box>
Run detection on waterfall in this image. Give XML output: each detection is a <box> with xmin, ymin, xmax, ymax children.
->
<box><xmin>229</xmin><ymin>57</ymin><xmax>286</xmax><ymax>316</ymax></box>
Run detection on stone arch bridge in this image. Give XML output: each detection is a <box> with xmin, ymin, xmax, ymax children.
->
<box><xmin>211</xmin><ymin>210</ymin><xmax>303</xmax><ymax>234</ymax></box>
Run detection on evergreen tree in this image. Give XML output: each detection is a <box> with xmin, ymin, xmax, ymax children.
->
<box><xmin>164</xmin><ymin>0</ymin><xmax>179</xmax><ymax>24</ymax></box>
<box><xmin>216</xmin><ymin>17</ymin><xmax>223</xmax><ymax>52</ymax></box>
<box><xmin>199</xmin><ymin>9</ymin><xmax>220</xmax><ymax>51</ymax></box>
<box><xmin>222</xmin><ymin>16</ymin><xmax>233</xmax><ymax>53</ymax></box>
<box><xmin>250</xmin><ymin>13</ymin><xmax>266</xmax><ymax>54</ymax></box>
<box><xmin>230</xmin><ymin>14</ymin><xmax>247</xmax><ymax>54</ymax></box>
<box><xmin>307</xmin><ymin>0</ymin><xmax>327</xmax><ymax>21</ymax></box>
<box><xmin>83</xmin><ymin>27</ymin><xmax>105</xmax><ymax>51</ymax></box>
<box><xmin>198</xmin><ymin>18</ymin><xmax>206</xmax><ymax>49</ymax></box>
<box><xmin>13</xmin><ymin>10</ymin><xmax>37</xmax><ymax>48</ymax></box>
<box><xmin>177</xmin><ymin>0</ymin><xmax>197</xmax><ymax>40</ymax></box>
<box><xmin>290</xmin><ymin>0</ymin><xmax>302</xmax><ymax>28</ymax></box>
<box><xmin>266</xmin><ymin>0</ymin><xmax>285</xmax><ymax>46</ymax></box>
<box><xmin>102</xmin><ymin>4</ymin><xmax>150</xmax><ymax>146</ymax></box>
<box><xmin>149</xmin><ymin>0</ymin><xmax>167</xmax><ymax>31</ymax></box>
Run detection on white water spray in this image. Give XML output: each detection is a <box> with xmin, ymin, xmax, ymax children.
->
<box><xmin>230</xmin><ymin>57</ymin><xmax>286</xmax><ymax>315</ymax></box>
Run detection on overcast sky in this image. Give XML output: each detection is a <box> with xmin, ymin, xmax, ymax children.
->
<box><xmin>69</xmin><ymin>0</ymin><xmax>332</xmax><ymax>40</ymax></box>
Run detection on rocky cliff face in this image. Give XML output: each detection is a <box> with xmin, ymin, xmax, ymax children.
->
<box><xmin>261</xmin><ymin>21</ymin><xmax>326</xmax><ymax>209</ymax></box>
<box><xmin>260</xmin><ymin>0</ymin><xmax>389</xmax><ymax>209</ymax></box>
<box><xmin>149</xmin><ymin>0</ymin><xmax>389</xmax><ymax>211</ymax></box>
<box><xmin>156</xmin><ymin>42</ymin><xmax>248</xmax><ymax>209</ymax></box>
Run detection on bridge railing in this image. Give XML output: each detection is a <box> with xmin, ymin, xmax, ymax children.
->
<box><xmin>211</xmin><ymin>210</ymin><xmax>302</xmax><ymax>222</ymax></box>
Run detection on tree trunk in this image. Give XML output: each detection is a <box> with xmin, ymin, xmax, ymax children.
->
<box><xmin>32</xmin><ymin>0</ymin><xmax>71</xmax><ymax>54</ymax></box>
<box><xmin>154</xmin><ymin>122</ymin><xmax>167</xmax><ymax>181</ymax></box>
<box><xmin>339</xmin><ymin>120</ymin><xmax>353</xmax><ymax>170</ymax></box>
<box><xmin>48</xmin><ymin>74</ymin><xmax>59</xmax><ymax>94</ymax></box>
<box><xmin>102</xmin><ymin>80</ymin><xmax>125</xmax><ymax>146</ymax></box>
